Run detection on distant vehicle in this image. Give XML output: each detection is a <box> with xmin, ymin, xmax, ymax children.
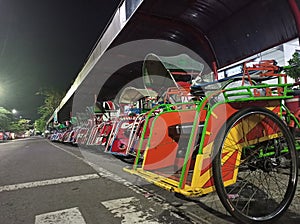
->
<box><xmin>0</xmin><ymin>130</ymin><xmax>9</xmax><ymax>141</ymax></box>
<box><xmin>0</xmin><ymin>131</ymin><xmax>4</xmax><ymax>141</ymax></box>
<box><xmin>5</xmin><ymin>132</ymin><xmax>10</xmax><ymax>140</ymax></box>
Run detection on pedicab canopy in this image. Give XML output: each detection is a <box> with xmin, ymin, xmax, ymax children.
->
<box><xmin>112</xmin><ymin>0</ymin><xmax>300</xmax><ymax>69</ymax></box>
<box><xmin>49</xmin><ymin>0</ymin><xmax>300</xmax><ymax>125</ymax></box>
<box><xmin>118</xmin><ymin>86</ymin><xmax>158</xmax><ymax>104</ymax></box>
<box><xmin>142</xmin><ymin>53</ymin><xmax>205</xmax><ymax>93</ymax></box>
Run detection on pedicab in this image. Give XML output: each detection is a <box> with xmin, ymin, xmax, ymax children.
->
<box><xmin>49</xmin><ymin>130</ymin><xmax>58</xmax><ymax>141</ymax></box>
<box><xmin>127</xmin><ymin>53</ymin><xmax>206</xmax><ymax>159</ymax></box>
<box><xmin>90</xmin><ymin>101</ymin><xmax>118</xmax><ymax>147</ymax></box>
<box><xmin>61</xmin><ymin>121</ymin><xmax>74</xmax><ymax>143</ymax></box>
<box><xmin>85</xmin><ymin>101</ymin><xmax>109</xmax><ymax>146</ymax></box>
<box><xmin>105</xmin><ymin>87</ymin><xmax>158</xmax><ymax>157</ymax></box>
<box><xmin>86</xmin><ymin>114</ymin><xmax>104</xmax><ymax>146</ymax></box>
<box><xmin>49</xmin><ymin>122</ymin><xmax>67</xmax><ymax>142</ymax></box>
<box><xmin>67</xmin><ymin>126</ymin><xmax>80</xmax><ymax>145</ymax></box>
<box><xmin>76</xmin><ymin>118</ymin><xmax>94</xmax><ymax>145</ymax></box>
<box><xmin>124</xmin><ymin>54</ymin><xmax>299</xmax><ymax>223</ymax></box>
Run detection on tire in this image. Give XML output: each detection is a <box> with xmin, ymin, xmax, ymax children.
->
<box><xmin>212</xmin><ymin>107</ymin><xmax>298</xmax><ymax>223</ymax></box>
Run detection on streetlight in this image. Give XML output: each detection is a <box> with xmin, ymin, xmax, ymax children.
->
<box><xmin>12</xmin><ymin>109</ymin><xmax>22</xmax><ymax>119</ymax></box>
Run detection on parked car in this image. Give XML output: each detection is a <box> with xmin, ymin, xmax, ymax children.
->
<box><xmin>0</xmin><ymin>130</ymin><xmax>8</xmax><ymax>141</ymax></box>
<box><xmin>0</xmin><ymin>131</ymin><xmax>4</xmax><ymax>141</ymax></box>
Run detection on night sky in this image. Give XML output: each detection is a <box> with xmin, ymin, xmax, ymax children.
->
<box><xmin>0</xmin><ymin>0</ymin><xmax>121</xmax><ymax>120</ymax></box>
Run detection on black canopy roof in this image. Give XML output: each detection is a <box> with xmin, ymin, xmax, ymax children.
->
<box><xmin>54</xmin><ymin>0</ymin><xmax>300</xmax><ymax>123</ymax></box>
<box><xmin>112</xmin><ymin>0</ymin><xmax>299</xmax><ymax>68</ymax></box>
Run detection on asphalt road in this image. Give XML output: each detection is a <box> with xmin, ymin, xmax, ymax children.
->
<box><xmin>0</xmin><ymin>137</ymin><xmax>299</xmax><ymax>224</ymax></box>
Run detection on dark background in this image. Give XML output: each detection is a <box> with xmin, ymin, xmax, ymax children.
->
<box><xmin>0</xmin><ymin>0</ymin><xmax>121</xmax><ymax>120</ymax></box>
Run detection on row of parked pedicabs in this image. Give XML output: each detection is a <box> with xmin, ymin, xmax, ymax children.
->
<box><xmin>48</xmin><ymin>53</ymin><xmax>300</xmax><ymax>223</ymax></box>
<box><xmin>48</xmin><ymin>86</ymin><xmax>174</xmax><ymax>159</ymax></box>
<box><xmin>49</xmin><ymin>54</ymin><xmax>300</xmax><ymax>160</ymax></box>
<box><xmin>48</xmin><ymin>54</ymin><xmax>201</xmax><ymax>160</ymax></box>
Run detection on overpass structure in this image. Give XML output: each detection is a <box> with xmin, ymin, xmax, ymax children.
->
<box><xmin>47</xmin><ymin>0</ymin><xmax>300</xmax><ymax>127</ymax></box>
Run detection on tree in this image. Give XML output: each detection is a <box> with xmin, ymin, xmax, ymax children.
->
<box><xmin>34</xmin><ymin>88</ymin><xmax>65</xmax><ymax>132</ymax></box>
<box><xmin>0</xmin><ymin>107</ymin><xmax>32</xmax><ymax>134</ymax></box>
<box><xmin>0</xmin><ymin>107</ymin><xmax>12</xmax><ymax>130</ymax></box>
<box><xmin>10</xmin><ymin>119</ymin><xmax>31</xmax><ymax>133</ymax></box>
<box><xmin>34</xmin><ymin>118</ymin><xmax>46</xmax><ymax>133</ymax></box>
<box><xmin>285</xmin><ymin>51</ymin><xmax>300</xmax><ymax>80</ymax></box>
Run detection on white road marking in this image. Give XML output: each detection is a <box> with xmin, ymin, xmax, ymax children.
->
<box><xmin>35</xmin><ymin>207</ymin><xmax>86</xmax><ymax>224</ymax></box>
<box><xmin>0</xmin><ymin>174</ymin><xmax>99</xmax><ymax>193</ymax></box>
<box><xmin>48</xmin><ymin>142</ymin><xmax>174</xmax><ymax>215</ymax></box>
<box><xmin>48</xmin><ymin>141</ymin><xmax>155</xmax><ymax>197</ymax></box>
<box><xmin>102</xmin><ymin>197</ymin><xmax>160</xmax><ymax>224</ymax></box>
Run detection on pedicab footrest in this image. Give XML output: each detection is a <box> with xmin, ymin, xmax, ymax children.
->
<box><xmin>123</xmin><ymin>167</ymin><xmax>202</xmax><ymax>197</ymax></box>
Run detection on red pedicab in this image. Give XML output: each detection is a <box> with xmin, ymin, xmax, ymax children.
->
<box><xmin>125</xmin><ymin>55</ymin><xmax>299</xmax><ymax>223</ymax></box>
<box><xmin>105</xmin><ymin>87</ymin><xmax>158</xmax><ymax>157</ymax></box>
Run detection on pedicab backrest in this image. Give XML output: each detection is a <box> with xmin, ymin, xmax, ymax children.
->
<box><xmin>142</xmin><ymin>108</ymin><xmax>200</xmax><ymax>172</ymax></box>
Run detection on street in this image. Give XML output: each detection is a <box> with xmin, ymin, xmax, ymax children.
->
<box><xmin>0</xmin><ymin>137</ymin><xmax>300</xmax><ymax>224</ymax></box>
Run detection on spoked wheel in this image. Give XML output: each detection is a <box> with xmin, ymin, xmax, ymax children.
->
<box><xmin>212</xmin><ymin>107</ymin><xmax>298</xmax><ymax>223</ymax></box>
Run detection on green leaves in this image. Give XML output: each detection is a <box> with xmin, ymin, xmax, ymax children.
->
<box><xmin>9</xmin><ymin>119</ymin><xmax>31</xmax><ymax>133</ymax></box>
<box><xmin>284</xmin><ymin>51</ymin><xmax>300</xmax><ymax>80</ymax></box>
<box><xmin>34</xmin><ymin>118</ymin><xmax>46</xmax><ymax>133</ymax></box>
<box><xmin>0</xmin><ymin>107</ymin><xmax>12</xmax><ymax>130</ymax></box>
<box><xmin>34</xmin><ymin>88</ymin><xmax>64</xmax><ymax>132</ymax></box>
<box><xmin>0</xmin><ymin>107</ymin><xmax>31</xmax><ymax>133</ymax></box>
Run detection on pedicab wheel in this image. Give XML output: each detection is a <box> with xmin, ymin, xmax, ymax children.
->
<box><xmin>212</xmin><ymin>107</ymin><xmax>298</xmax><ymax>223</ymax></box>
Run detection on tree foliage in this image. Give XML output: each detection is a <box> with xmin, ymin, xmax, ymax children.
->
<box><xmin>35</xmin><ymin>88</ymin><xmax>64</xmax><ymax>132</ymax></box>
<box><xmin>34</xmin><ymin>118</ymin><xmax>46</xmax><ymax>133</ymax></box>
<box><xmin>285</xmin><ymin>51</ymin><xmax>300</xmax><ymax>79</ymax></box>
<box><xmin>0</xmin><ymin>107</ymin><xmax>31</xmax><ymax>133</ymax></box>
<box><xmin>0</xmin><ymin>107</ymin><xmax>12</xmax><ymax>130</ymax></box>
<box><xmin>9</xmin><ymin>119</ymin><xmax>31</xmax><ymax>133</ymax></box>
